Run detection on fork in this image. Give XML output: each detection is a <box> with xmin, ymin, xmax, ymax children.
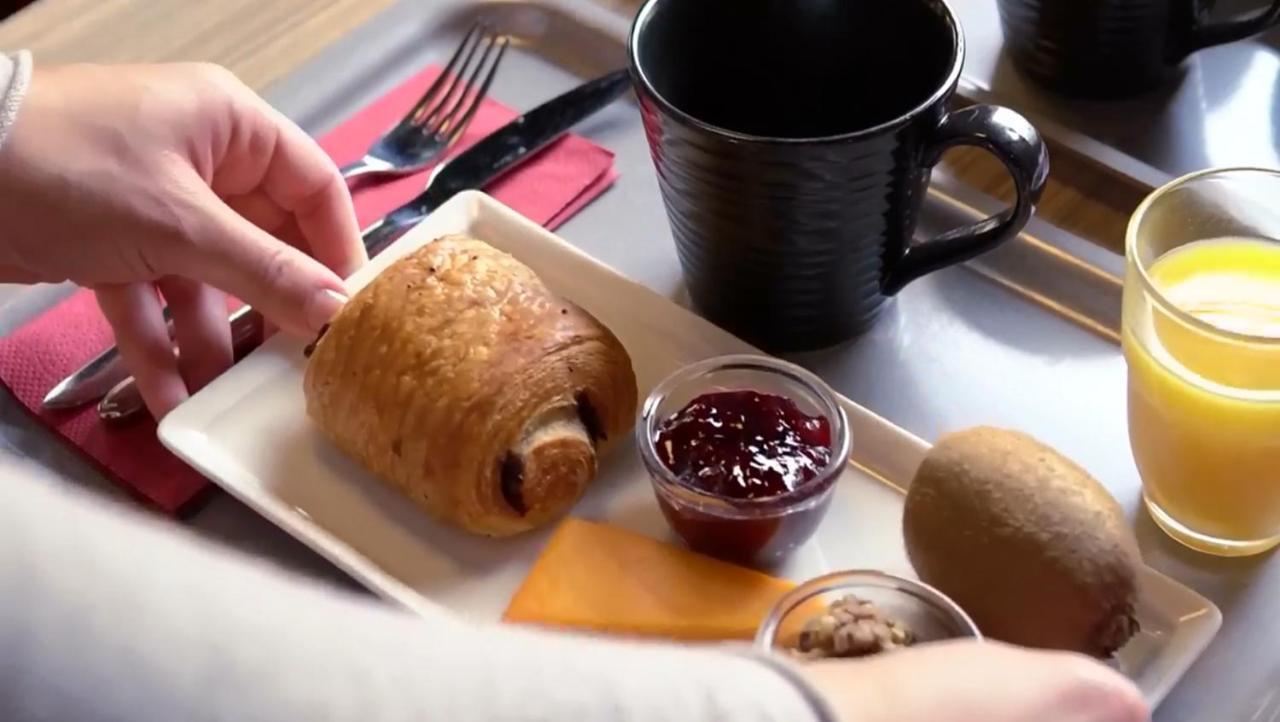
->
<box><xmin>339</xmin><ymin>23</ymin><xmax>509</xmax><ymax>181</ymax></box>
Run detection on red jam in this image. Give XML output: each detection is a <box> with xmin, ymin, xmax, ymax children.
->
<box><xmin>652</xmin><ymin>390</ymin><xmax>837</xmax><ymax>566</ymax></box>
<box><xmin>655</xmin><ymin>391</ymin><xmax>832</xmax><ymax>499</ymax></box>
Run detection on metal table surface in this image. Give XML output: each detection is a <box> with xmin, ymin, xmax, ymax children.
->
<box><xmin>0</xmin><ymin>1</ymin><xmax>1274</xmax><ymax>720</ymax></box>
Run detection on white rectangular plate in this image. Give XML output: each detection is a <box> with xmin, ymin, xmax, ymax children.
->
<box><xmin>160</xmin><ymin>191</ymin><xmax>1220</xmax><ymax>708</ymax></box>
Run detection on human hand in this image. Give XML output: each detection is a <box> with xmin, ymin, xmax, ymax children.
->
<box><xmin>0</xmin><ymin>62</ymin><xmax>365</xmax><ymax>418</ymax></box>
<box><xmin>801</xmin><ymin>640</ymin><xmax>1149</xmax><ymax>722</ymax></box>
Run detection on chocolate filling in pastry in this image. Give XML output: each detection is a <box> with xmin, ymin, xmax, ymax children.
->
<box><xmin>575</xmin><ymin>391</ymin><xmax>606</xmax><ymax>445</ymax></box>
<box><xmin>500</xmin><ymin>452</ymin><xmax>527</xmax><ymax>515</ymax></box>
<box><xmin>302</xmin><ymin>324</ymin><xmax>330</xmax><ymax>358</ymax></box>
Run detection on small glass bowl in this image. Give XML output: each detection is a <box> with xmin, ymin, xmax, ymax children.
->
<box><xmin>755</xmin><ymin>570</ymin><xmax>982</xmax><ymax>654</ymax></box>
<box><xmin>637</xmin><ymin>354</ymin><xmax>852</xmax><ymax>566</ymax></box>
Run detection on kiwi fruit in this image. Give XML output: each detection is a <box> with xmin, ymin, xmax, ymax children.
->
<box><xmin>902</xmin><ymin>426</ymin><xmax>1141</xmax><ymax>657</ymax></box>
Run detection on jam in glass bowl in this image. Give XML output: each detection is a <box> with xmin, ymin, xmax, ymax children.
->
<box><xmin>638</xmin><ymin>355</ymin><xmax>852</xmax><ymax>566</ymax></box>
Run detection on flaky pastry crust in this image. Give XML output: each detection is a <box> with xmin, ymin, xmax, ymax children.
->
<box><xmin>303</xmin><ymin>235</ymin><xmax>638</xmax><ymax>536</ymax></box>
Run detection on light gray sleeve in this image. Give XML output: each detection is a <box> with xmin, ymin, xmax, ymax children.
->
<box><xmin>0</xmin><ymin>50</ymin><xmax>32</xmax><ymax>151</ymax></box>
<box><xmin>0</xmin><ymin>458</ymin><xmax>830</xmax><ymax>722</ymax></box>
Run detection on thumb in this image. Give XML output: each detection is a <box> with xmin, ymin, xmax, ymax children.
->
<box><xmin>156</xmin><ymin>181</ymin><xmax>349</xmax><ymax>337</ymax></box>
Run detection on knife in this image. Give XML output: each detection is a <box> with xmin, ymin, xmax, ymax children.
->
<box><xmin>40</xmin><ymin>67</ymin><xmax>630</xmax><ymax>416</ymax></box>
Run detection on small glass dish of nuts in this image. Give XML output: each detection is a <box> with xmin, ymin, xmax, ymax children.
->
<box><xmin>755</xmin><ymin>570</ymin><xmax>981</xmax><ymax>659</ymax></box>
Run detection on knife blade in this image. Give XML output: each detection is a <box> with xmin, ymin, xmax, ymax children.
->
<box><xmin>42</xmin><ymin>304</ymin><xmax>185</xmax><ymax>409</ymax></box>
<box><xmin>42</xmin><ymin>345</ymin><xmax>131</xmax><ymax>410</ymax></box>
<box><xmin>91</xmin><ymin>68</ymin><xmax>631</xmax><ymax>422</ymax></box>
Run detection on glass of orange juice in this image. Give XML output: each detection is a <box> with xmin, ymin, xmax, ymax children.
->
<box><xmin>1123</xmin><ymin>167</ymin><xmax>1280</xmax><ymax>557</ymax></box>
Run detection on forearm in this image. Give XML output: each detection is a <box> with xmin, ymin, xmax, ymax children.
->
<box><xmin>0</xmin><ymin>460</ymin><xmax>827</xmax><ymax>722</ymax></box>
<box><xmin>0</xmin><ymin>50</ymin><xmax>31</xmax><ymax>150</ymax></box>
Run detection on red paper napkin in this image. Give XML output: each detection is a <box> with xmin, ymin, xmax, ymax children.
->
<box><xmin>0</xmin><ymin>65</ymin><xmax>619</xmax><ymax>516</ymax></box>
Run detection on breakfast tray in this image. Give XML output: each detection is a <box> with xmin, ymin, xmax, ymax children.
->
<box><xmin>159</xmin><ymin>191</ymin><xmax>1219</xmax><ymax>710</ymax></box>
<box><xmin>251</xmin><ymin>2</ymin><xmax>1279</xmax><ymax>720</ymax></box>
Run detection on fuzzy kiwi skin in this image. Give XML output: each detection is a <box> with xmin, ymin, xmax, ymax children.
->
<box><xmin>903</xmin><ymin>427</ymin><xmax>1142</xmax><ymax>658</ymax></box>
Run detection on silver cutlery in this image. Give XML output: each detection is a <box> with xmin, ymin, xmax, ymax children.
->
<box><xmin>95</xmin><ymin>68</ymin><xmax>632</xmax><ymax>424</ymax></box>
<box><xmin>42</xmin><ymin>26</ymin><xmax>509</xmax><ymax>413</ymax></box>
<box><xmin>339</xmin><ymin>23</ymin><xmax>509</xmax><ymax>181</ymax></box>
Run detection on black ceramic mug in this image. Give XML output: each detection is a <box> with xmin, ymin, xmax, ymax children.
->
<box><xmin>628</xmin><ymin>0</ymin><xmax>1049</xmax><ymax>353</ymax></box>
<box><xmin>999</xmin><ymin>0</ymin><xmax>1280</xmax><ymax>98</ymax></box>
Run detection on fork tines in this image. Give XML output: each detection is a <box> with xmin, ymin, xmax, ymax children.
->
<box><xmin>406</xmin><ymin>23</ymin><xmax>510</xmax><ymax>145</ymax></box>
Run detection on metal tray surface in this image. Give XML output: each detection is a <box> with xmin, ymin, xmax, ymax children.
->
<box><xmin>952</xmin><ymin>0</ymin><xmax>1280</xmax><ymax>188</ymax></box>
<box><xmin>0</xmin><ymin>1</ymin><xmax>1269</xmax><ymax>720</ymax></box>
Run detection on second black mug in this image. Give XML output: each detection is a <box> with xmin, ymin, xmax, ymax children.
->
<box><xmin>999</xmin><ymin>0</ymin><xmax>1280</xmax><ymax>98</ymax></box>
<box><xmin>629</xmin><ymin>0</ymin><xmax>1050</xmax><ymax>352</ymax></box>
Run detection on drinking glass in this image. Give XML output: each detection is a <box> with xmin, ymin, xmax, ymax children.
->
<box><xmin>1123</xmin><ymin>167</ymin><xmax>1280</xmax><ymax>556</ymax></box>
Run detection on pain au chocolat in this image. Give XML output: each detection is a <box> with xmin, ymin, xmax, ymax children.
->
<box><xmin>302</xmin><ymin>235</ymin><xmax>638</xmax><ymax>537</ymax></box>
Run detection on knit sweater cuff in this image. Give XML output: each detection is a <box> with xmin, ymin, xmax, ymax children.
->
<box><xmin>0</xmin><ymin>50</ymin><xmax>33</xmax><ymax>152</ymax></box>
<box><xmin>743</xmin><ymin>648</ymin><xmax>843</xmax><ymax>722</ymax></box>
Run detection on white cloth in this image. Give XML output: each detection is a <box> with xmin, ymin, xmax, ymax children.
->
<box><xmin>0</xmin><ymin>457</ymin><xmax>830</xmax><ymax>722</ymax></box>
<box><xmin>0</xmin><ymin>50</ymin><xmax>32</xmax><ymax>151</ymax></box>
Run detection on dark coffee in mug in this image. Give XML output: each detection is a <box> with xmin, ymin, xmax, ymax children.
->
<box><xmin>629</xmin><ymin>0</ymin><xmax>1049</xmax><ymax>352</ymax></box>
<box><xmin>999</xmin><ymin>0</ymin><xmax>1280</xmax><ymax>98</ymax></box>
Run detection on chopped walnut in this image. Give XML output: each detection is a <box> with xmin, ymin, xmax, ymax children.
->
<box><xmin>791</xmin><ymin>595</ymin><xmax>916</xmax><ymax>659</ymax></box>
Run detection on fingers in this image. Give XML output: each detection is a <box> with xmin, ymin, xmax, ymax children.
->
<box><xmin>149</xmin><ymin>70</ymin><xmax>361</xmax><ymax>338</ymax></box>
<box><xmin>157</xmin><ymin>277</ymin><xmax>232</xmax><ymax>392</ymax></box>
<box><xmin>974</xmin><ymin>643</ymin><xmax>1148</xmax><ymax>722</ymax></box>
<box><xmin>802</xmin><ymin>640</ymin><xmax>1149</xmax><ymax>722</ymax></box>
<box><xmin>97</xmin><ymin>280</ymin><xmax>242</xmax><ymax>420</ymax></box>
<box><xmin>158</xmin><ymin>180</ymin><xmax>348</xmax><ymax>338</ymax></box>
<box><xmin>210</xmin><ymin>87</ymin><xmax>366</xmax><ymax>279</ymax></box>
<box><xmin>262</xmin><ymin>117</ymin><xmax>367</xmax><ymax>278</ymax></box>
<box><xmin>95</xmin><ymin>284</ymin><xmax>187</xmax><ymax>420</ymax></box>
<box><xmin>986</xmin><ymin>644</ymin><xmax>1150</xmax><ymax>722</ymax></box>
<box><xmin>224</xmin><ymin>190</ymin><xmax>289</xmax><ymax>237</ymax></box>
<box><xmin>1050</xmin><ymin>652</ymin><xmax>1149</xmax><ymax>722</ymax></box>
<box><xmin>0</xmin><ymin>263</ymin><xmax>48</xmax><ymax>284</ymax></box>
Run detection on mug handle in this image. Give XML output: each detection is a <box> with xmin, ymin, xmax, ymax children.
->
<box><xmin>1186</xmin><ymin>0</ymin><xmax>1280</xmax><ymax>53</ymax></box>
<box><xmin>881</xmin><ymin>105</ymin><xmax>1049</xmax><ymax>296</ymax></box>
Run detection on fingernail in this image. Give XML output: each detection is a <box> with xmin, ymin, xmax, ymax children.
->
<box><xmin>306</xmin><ymin>288</ymin><xmax>347</xmax><ymax>332</ymax></box>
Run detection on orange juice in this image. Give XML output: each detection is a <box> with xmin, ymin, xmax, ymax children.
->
<box><xmin>1123</xmin><ymin>237</ymin><xmax>1280</xmax><ymax>555</ymax></box>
